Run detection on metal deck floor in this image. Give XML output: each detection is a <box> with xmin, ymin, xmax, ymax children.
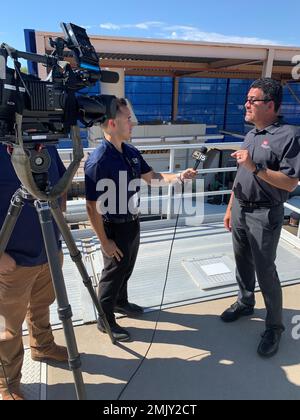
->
<box><xmin>17</xmin><ymin>223</ymin><xmax>300</xmax><ymax>400</ymax></box>
<box><xmin>42</xmin><ymin>285</ymin><xmax>300</xmax><ymax>400</ymax></box>
<box><xmin>49</xmin><ymin>222</ymin><xmax>300</xmax><ymax>327</ymax></box>
<box><xmin>18</xmin><ymin>221</ymin><xmax>300</xmax><ymax>400</ymax></box>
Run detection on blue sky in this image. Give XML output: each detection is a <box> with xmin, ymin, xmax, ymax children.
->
<box><xmin>1</xmin><ymin>0</ymin><xmax>300</xmax><ymax>51</ymax></box>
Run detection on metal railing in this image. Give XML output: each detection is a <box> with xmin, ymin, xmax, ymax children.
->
<box><xmin>58</xmin><ymin>142</ymin><xmax>300</xmax><ymax>248</ymax></box>
<box><xmin>59</xmin><ymin>141</ymin><xmax>240</xmax><ymax>220</ymax></box>
<box><xmin>282</xmin><ymin>183</ymin><xmax>300</xmax><ymax>246</ymax></box>
<box><xmin>59</xmin><ymin>140</ymin><xmax>241</xmax><ymax>181</ymax></box>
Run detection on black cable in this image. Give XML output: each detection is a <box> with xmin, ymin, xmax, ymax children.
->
<box><xmin>0</xmin><ymin>356</ymin><xmax>16</xmax><ymax>400</ymax></box>
<box><xmin>13</xmin><ymin>61</ymin><xmax>31</xmax><ymax>97</ymax></box>
<box><xmin>117</xmin><ymin>182</ymin><xmax>184</xmax><ymax>401</ymax></box>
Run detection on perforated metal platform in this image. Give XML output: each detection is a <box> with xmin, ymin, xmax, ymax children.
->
<box><xmin>21</xmin><ymin>348</ymin><xmax>46</xmax><ymax>400</ymax></box>
<box><xmin>19</xmin><ymin>222</ymin><xmax>300</xmax><ymax>336</ymax></box>
<box><xmin>50</xmin><ymin>223</ymin><xmax>300</xmax><ymax>323</ymax></box>
<box><xmin>16</xmin><ymin>222</ymin><xmax>300</xmax><ymax>400</ymax></box>
<box><xmin>63</xmin><ymin>224</ymin><xmax>300</xmax><ymax>310</ymax></box>
<box><xmin>49</xmin><ymin>242</ymin><xmax>97</xmax><ymax>328</ymax></box>
<box><xmin>182</xmin><ymin>255</ymin><xmax>237</xmax><ymax>290</ymax></box>
<box><xmin>0</xmin><ymin>348</ymin><xmax>46</xmax><ymax>401</ymax></box>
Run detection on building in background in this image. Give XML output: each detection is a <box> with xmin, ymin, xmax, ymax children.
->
<box><xmin>24</xmin><ymin>29</ymin><xmax>300</xmax><ymax>141</ymax></box>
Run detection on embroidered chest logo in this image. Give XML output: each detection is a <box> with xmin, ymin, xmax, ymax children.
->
<box><xmin>132</xmin><ymin>158</ymin><xmax>139</xmax><ymax>165</ymax></box>
<box><xmin>261</xmin><ymin>139</ymin><xmax>271</xmax><ymax>150</ymax></box>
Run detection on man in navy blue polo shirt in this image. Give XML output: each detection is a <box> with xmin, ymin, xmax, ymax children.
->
<box><xmin>85</xmin><ymin>98</ymin><xmax>197</xmax><ymax>342</ymax></box>
<box><xmin>0</xmin><ymin>144</ymin><xmax>68</xmax><ymax>400</ymax></box>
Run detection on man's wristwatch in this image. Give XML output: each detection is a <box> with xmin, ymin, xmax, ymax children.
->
<box><xmin>253</xmin><ymin>163</ymin><xmax>267</xmax><ymax>176</ymax></box>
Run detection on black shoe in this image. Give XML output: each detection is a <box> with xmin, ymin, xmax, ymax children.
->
<box><xmin>221</xmin><ymin>302</ymin><xmax>254</xmax><ymax>323</ymax></box>
<box><xmin>115</xmin><ymin>302</ymin><xmax>144</xmax><ymax>317</ymax></box>
<box><xmin>257</xmin><ymin>329</ymin><xmax>282</xmax><ymax>358</ymax></box>
<box><xmin>97</xmin><ymin>320</ymin><xmax>131</xmax><ymax>342</ymax></box>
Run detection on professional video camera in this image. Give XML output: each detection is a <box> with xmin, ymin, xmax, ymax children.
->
<box><xmin>0</xmin><ymin>22</ymin><xmax>121</xmax><ymax>201</ymax></box>
<box><xmin>0</xmin><ymin>22</ymin><xmax>119</xmax><ymax>145</ymax></box>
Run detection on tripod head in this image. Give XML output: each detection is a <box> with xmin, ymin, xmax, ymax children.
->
<box><xmin>6</xmin><ymin>143</ymin><xmax>53</xmax><ymax>194</ymax></box>
<box><xmin>6</xmin><ymin>123</ymin><xmax>81</xmax><ymax>202</ymax></box>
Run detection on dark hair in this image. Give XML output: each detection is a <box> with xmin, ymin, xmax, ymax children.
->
<box><xmin>250</xmin><ymin>78</ymin><xmax>283</xmax><ymax>112</ymax></box>
<box><xmin>101</xmin><ymin>98</ymin><xmax>128</xmax><ymax>128</ymax></box>
<box><xmin>116</xmin><ymin>98</ymin><xmax>128</xmax><ymax>111</ymax></box>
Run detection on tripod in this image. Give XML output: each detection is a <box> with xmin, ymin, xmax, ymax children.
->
<box><xmin>0</xmin><ymin>178</ymin><xmax>116</xmax><ymax>400</ymax></box>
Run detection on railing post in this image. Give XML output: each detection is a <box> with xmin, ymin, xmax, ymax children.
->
<box><xmin>282</xmin><ymin>202</ymin><xmax>300</xmax><ymax>247</ymax></box>
<box><xmin>167</xmin><ymin>149</ymin><xmax>176</xmax><ymax>220</ymax></box>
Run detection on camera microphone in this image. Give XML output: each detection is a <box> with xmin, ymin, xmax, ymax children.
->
<box><xmin>99</xmin><ymin>70</ymin><xmax>119</xmax><ymax>84</ymax></box>
<box><xmin>87</xmin><ymin>70</ymin><xmax>119</xmax><ymax>85</ymax></box>
<box><xmin>192</xmin><ymin>146</ymin><xmax>208</xmax><ymax>170</ymax></box>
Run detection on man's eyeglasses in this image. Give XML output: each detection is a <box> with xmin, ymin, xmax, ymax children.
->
<box><xmin>245</xmin><ymin>98</ymin><xmax>271</xmax><ymax>105</ymax></box>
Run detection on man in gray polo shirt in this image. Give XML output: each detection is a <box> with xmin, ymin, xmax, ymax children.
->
<box><xmin>221</xmin><ymin>78</ymin><xmax>300</xmax><ymax>358</ymax></box>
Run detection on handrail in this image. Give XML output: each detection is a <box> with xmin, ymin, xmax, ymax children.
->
<box><xmin>69</xmin><ymin>167</ymin><xmax>239</xmax><ymax>183</ymax></box>
<box><xmin>219</xmin><ymin>130</ymin><xmax>245</xmax><ymax>140</ymax></box>
<box><xmin>284</xmin><ymin>202</ymin><xmax>300</xmax><ymax>215</ymax></box>
<box><xmin>58</xmin><ymin>141</ymin><xmax>242</xmax><ymax>156</ymax></box>
<box><xmin>58</xmin><ymin>137</ymin><xmax>300</xmax><ymax>248</ymax></box>
<box><xmin>59</xmin><ymin>141</ymin><xmax>242</xmax><ymax>220</ymax></box>
<box><xmin>131</xmin><ymin>135</ymin><xmax>225</xmax><ymax>144</ymax></box>
<box><xmin>284</xmin><ymin>201</ymin><xmax>300</xmax><ymax>240</ymax></box>
<box><xmin>64</xmin><ymin>188</ymin><xmax>233</xmax><ymax>224</ymax></box>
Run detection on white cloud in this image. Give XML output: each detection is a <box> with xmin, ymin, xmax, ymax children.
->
<box><xmin>135</xmin><ymin>23</ymin><xmax>149</xmax><ymax>30</ymax></box>
<box><xmin>136</xmin><ymin>23</ymin><xmax>157</xmax><ymax>30</ymax></box>
<box><xmin>100</xmin><ymin>23</ymin><xmax>121</xmax><ymax>30</ymax></box>
<box><xmin>166</xmin><ymin>25</ymin><xmax>198</xmax><ymax>32</ymax></box>
<box><xmin>162</xmin><ymin>25</ymin><xmax>280</xmax><ymax>45</ymax></box>
<box><xmin>99</xmin><ymin>21</ymin><xmax>164</xmax><ymax>31</ymax></box>
<box><xmin>125</xmin><ymin>22</ymin><xmax>164</xmax><ymax>30</ymax></box>
<box><xmin>98</xmin><ymin>21</ymin><xmax>283</xmax><ymax>45</ymax></box>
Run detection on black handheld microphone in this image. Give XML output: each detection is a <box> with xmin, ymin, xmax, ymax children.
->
<box><xmin>192</xmin><ymin>146</ymin><xmax>208</xmax><ymax>170</ymax></box>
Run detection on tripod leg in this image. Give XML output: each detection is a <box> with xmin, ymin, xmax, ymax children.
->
<box><xmin>50</xmin><ymin>201</ymin><xmax>116</xmax><ymax>345</ymax></box>
<box><xmin>0</xmin><ymin>190</ymin><xmax>25</xmax><ymax>258</ymax></box>
<box><xmin>34</xmin><ymin>201</ymin><xmax>86</xmax><ymax>401</ymax></box>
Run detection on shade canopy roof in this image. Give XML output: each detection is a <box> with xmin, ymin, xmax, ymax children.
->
<box><xmin>33</xmin><ymin>30</ymin><xmax>300</xmax><ymax>81</ymax></box>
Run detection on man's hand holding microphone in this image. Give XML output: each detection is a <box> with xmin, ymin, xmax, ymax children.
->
<box><xmin>176</xmin><ymin>146</ymin><xmax>208</xmax><ymax>183</ymax></box>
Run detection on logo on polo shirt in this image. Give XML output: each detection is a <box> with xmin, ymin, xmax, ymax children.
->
<box><xmin>261</xmin><ymin>139</ymin><xmax>271</xmax><ymax>150</ymax></box>
<box><xmin>132</xmin><ymin>158</ymin><xmax>139</xmax><ymax>165</ymax></box>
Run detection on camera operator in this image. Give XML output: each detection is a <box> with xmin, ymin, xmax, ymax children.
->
<box><xmin>85</xmin><ymin>98</ymin><xmax>197</xmax><ymax>342</ymax></box>
<box><xmin>0</xmin><ymin>144</ymin><xmax>68</xmax><ymax>400</ymax></box>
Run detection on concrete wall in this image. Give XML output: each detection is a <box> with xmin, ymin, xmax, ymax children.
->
<box><xmin>88</xmin><ymin>123</ymin><xmax>207</xmax><ymax>148</ymax></box>
<box><xmin>132</xmin><ymin>124</ymin><xmax>206</xmax><ymax>138</ymax></box>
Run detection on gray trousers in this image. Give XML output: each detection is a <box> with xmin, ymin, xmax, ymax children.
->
<box><xmin>231</xmin><ymin>198</ymin><xmax>285</xmax><ymax>331</ymax></box>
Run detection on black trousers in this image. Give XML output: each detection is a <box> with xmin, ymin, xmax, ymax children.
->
<box><xmin>98</xmin><ymin>219</ymin><xmax>140</xmax><ymax>324</ymax></box>
<box><xmin>231</xmin><ymin>198</ymin><xmax>285</xmax><ymax>331</ymax></box>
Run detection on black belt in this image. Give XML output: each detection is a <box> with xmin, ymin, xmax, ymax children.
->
<box><xmin>238</xmin><ymin>200</ymin><xmax>278</xmax><ymax>209</ymax></box>
<box><xmin>104</xmin><ymin>215</ymin><xmax>139</xmax><ymax>224</ymax></box>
